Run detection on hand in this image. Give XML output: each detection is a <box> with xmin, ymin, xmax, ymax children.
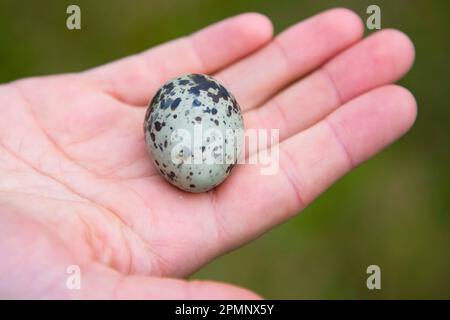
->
<box><xmin>0</xmin><ymin>9</ymin><xmax>416</xmax><ymax>299</ymax></box>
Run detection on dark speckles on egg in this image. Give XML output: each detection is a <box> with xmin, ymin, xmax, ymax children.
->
<box><xmin>226</xmin><ymin>164</ymin><xmax>234</xmax><ymax>173</ymax></box>
<box><xmin>168</xmin><ymin>171</ymin><xmax>176</xmax><ymax>181</ymax></box>
<box><xmin>144</xmin><ymin>74</ymin><xmax>244</xmax><ymax>193</ymax></box>
<box><xmin>160</xmin><ymin>98</ymin><xmax>173</xmax><ymax>110</ymax></box>
<box><xmin>227</xmin><ymin>105</ymin><xmax>232</xmax><ymax>117</ymax></box>
<box><xmin>162</xmin><ymin>82</ymin><xmax>175</xmax><ymax>95</ymax></box>
<box><xmin>154</xmin><ymin>121</ymin><xmax>163</xmax><ymax>131</ymax></box>
<box><xmin>203</xmin><ymin>107</ymin><xmax>212</xmax><ymax>114</ymax></box>
<box><xmin>171</xmin><ymin>97</ymin><xmax>181</xmax><ymax>110</ymax></box>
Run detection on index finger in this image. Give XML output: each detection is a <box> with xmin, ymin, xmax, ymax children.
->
<box><xmin>83</xmin><ymin>13</ymin><xmax>273</xmax><ymax>106</ymax></box>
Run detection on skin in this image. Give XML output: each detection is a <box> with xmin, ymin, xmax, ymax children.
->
<box><xmin>0</xmin><ymin>9</ymin><xmax>416</xmax><ymax>299</ymax></box>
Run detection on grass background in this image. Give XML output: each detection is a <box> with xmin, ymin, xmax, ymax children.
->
<box><xmin>0</xmin><ymin>0</ymin><xmax>448</xmax><ymax>299</ymax></box>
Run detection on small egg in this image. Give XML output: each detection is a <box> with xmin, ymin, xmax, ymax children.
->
<box><xmin>144</xmin><ymin>74</ymin><xmax>244</xmax><ymax>192</ymax></box>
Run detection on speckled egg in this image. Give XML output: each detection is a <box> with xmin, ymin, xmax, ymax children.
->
<box><xmin>144</xmin><ymin>74</ymin><xmax>244</xmax><ymax>192</ymax></box>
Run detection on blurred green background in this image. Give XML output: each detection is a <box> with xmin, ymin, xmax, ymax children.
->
<box><xmin>0</xmin><ymin>0</ymin><xmax>448</xmax><ymax>299</ymax></box>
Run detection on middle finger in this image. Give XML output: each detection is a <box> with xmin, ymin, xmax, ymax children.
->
<box><xmin>214</xmin><ymin>8</ymin><xmax>364</xmax><ymax>111</ymax></box>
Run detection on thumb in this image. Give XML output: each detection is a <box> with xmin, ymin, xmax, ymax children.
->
<box><xmin>71</xmin><ymin>263</ymin><xmax>262</xmax><ymax>300</ymax></box>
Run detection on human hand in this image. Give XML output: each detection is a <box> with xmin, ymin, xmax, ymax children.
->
<box><xmin>0</xmin><ymin>9</ymin><xmax>416</xmax><ymax>299</ymax></box>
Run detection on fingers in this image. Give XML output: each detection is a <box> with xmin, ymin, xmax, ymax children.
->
<box><xmin>244</xmin><ymin>29</ymin><xmax>415</xmax><ymax>144</ymax></box>
<box><xmin>215</xmin><ymin>8</ymin><xmax>364</xmax><ymax>111</ymax></box>
<box><xmin>84</xmin><ymin>13</ymin><xmax>273</xmax><ymax>106</ymax></box>
<box><xmin>215</xmin><ymin>85</ymin><xmax>417</xmax><ymax>252</ymax></box>
<box><xmin>75</xmin><ymin>264</ymin><xmax>260</xmax><ymax>299</ymax></box>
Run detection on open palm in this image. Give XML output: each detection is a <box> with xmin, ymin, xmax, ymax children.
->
<box><xmin>0</xmin><ymin>9</ymin><xmax>416</xmax><ymax>299</ymax></box>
